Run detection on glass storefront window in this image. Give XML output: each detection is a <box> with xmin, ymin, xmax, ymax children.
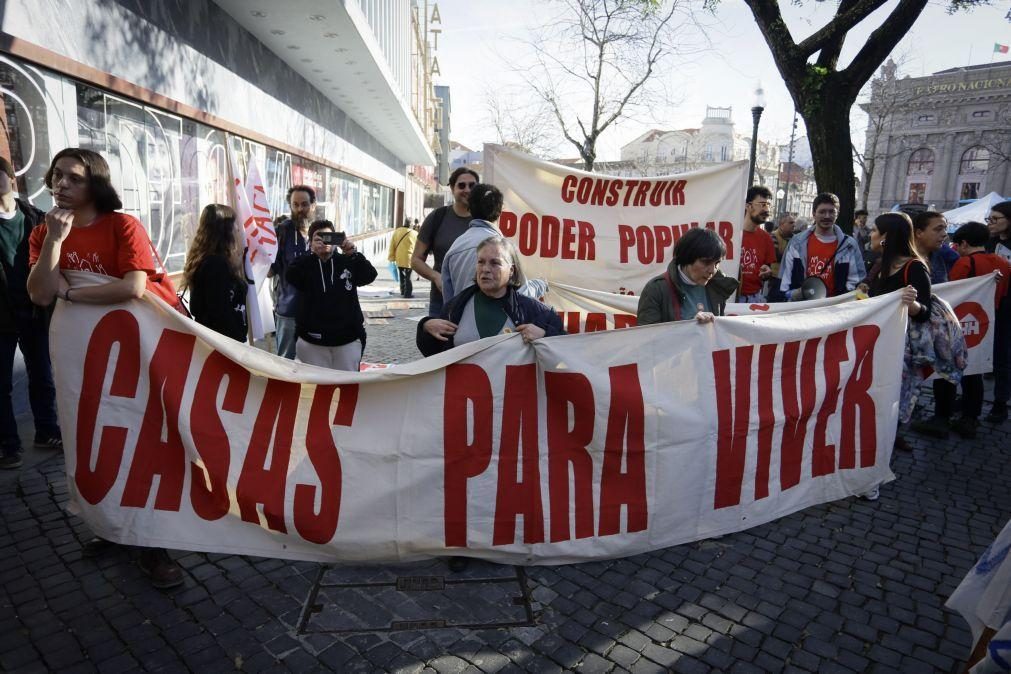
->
<box><xmin>0</xmin><ymin>53</ymin><xmax>397</xmax><ymax>272</ymax></box>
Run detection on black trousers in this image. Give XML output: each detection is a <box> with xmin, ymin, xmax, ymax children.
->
<box><xmin>933</xmin><ymin>375</ymin><xmax>984</xmax><ymax>419</ymax></box>
<box><xmin>398</xmin><ymin>267</ymin><xmax>413</xmax><ymax>298</ymax></box>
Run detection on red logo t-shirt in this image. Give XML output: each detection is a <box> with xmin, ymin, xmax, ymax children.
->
<box><xmin>29</xmin><ymin>212</ymin><xmax>180</xmax><ymax>307</ymax></box>
<box><xmin>805</xmin><ymin>235</ymin><xmax>839</xmax><ymax>296</ymax></box>
<box><xmin>739</xmin><ymin>229</ymin><xmax>777</xmax><ymax>295</ymax></box>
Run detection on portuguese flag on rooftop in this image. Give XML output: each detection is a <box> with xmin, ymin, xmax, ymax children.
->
<box><xmin>996</xmin><ymin>43</ymin><xmax>1009</xmax><ymax>54</ymax></box>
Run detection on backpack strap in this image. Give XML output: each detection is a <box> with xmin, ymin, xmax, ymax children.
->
<box><xmin>662</xmin><ymin>272</ymin><xmax>682</xmax><ymax>321</ymax></box>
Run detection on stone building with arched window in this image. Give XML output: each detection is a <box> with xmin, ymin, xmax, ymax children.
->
<box><xmin>860</xmin><ymin>61</ymin><xmax>1011</xmax><ymax>214</ymax></box>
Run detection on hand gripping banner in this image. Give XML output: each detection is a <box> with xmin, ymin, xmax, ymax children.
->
<box><xmin>54</xmin><ymin>272</ymin><xmax>905</xmax><ymax>565</ymax></box>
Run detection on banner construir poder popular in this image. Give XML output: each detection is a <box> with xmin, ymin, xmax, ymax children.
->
<box><xmin>55</xmin><ymin>272</ymin><xmax>906</xmax><ymax>565</ymax></box>
<box><xmin>483</xmin><ymin>144</ymin><xmax>748</xmax><ymax>297</ymax></box>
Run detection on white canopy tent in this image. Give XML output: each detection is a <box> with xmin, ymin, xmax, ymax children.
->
<box><xmin>942</xmin><ymin>192</ymin><xmax>1007</xmax><ymax>231</ymax></box>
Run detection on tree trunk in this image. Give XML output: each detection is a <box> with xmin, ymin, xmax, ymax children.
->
<box><xmin>803</xmin><ymin>101</ymin><xmax>857</xmax><ymax>234</ymax></box>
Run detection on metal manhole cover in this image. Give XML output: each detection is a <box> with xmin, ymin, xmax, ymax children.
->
<box><xmin>297</xmin><ymin>559</ymin><xmax>535</xmax><ymax>634</ymax></box>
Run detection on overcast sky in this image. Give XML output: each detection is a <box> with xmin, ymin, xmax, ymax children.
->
<box><xmin>432</xmin><ymin>1</ymin><xmax>1011</xmax><ymax>160</ymax></box>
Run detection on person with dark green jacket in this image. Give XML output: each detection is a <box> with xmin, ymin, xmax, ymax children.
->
<box><xmin>637</xmin><ymin>227</ymin><xmax>739</xmax><ymax>325</ymax></box>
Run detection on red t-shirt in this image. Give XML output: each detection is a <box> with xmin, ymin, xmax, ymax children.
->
<box><xmin>806</xmin><ymin>235</ymin><xmax>839</xmax><ymax>297</ymax></box>
<box><xmin>29</xmin><ymin>212</ymin><xmax>179</xmax><ymax>306</ymax></box>
<box><xmin>949</xmin><ymin>252</ymin><xmax>1010</xmax><ymax>309</ymax></box>
<box><xmin>739</xmin><ymin>229</ymin><xmax>777</xmax><ymax>295</ymax></box>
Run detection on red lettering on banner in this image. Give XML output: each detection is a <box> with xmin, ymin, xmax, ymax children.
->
<box><xmin>444</xmin><ymin>364</ymin><xmax>493</xmax><ymax>547</ymax></box>
<box><xmin>493</xmin><ymin>365</ymin><xmax>545</xmax><ymax>545</ymax></box>
<box><xmin>712</xmin><ymin>325</ymin><xmax>882</xmax><ymax>509</ymax></box>
<box><xmin>498</xmin><ymin>211</ymin><xmax>596</xmax><ymax>260</ymax></box>
<box><xmin>636</xmin><ymin>226</ymin><xmax>654</xmax><ymax>265</ymax></box>
<box><xmin>618</xmin><ymin>225</ymin><xmax>634</xmax><ymax>263</ymax></box>
<box><xmin>294</xmin><ymin>384</ymin><xmax>358</xmax><ymax>544</ymax></box>
<box><xmin>713</xmin><ymin>346</ymin><xmax>754</xmax><ymax>509</ymax></box>
<box><xmin>560</xmin><ymin>175</ymin><xmax>577</xmax><ymax>203</ymax></box>
<box><xmin>812</xmin><ymin>331</ymin><xmax>848</xmax><ymax>477</ymax></box>
<box><xmin>559</xmin><ymin>176</ymin><xmax>687</xmax><ymax>207</ymax></box>
<box><xmin>76</xmin><ymin>311</ymin><xmax>141</xmax><ymax>505</ymax></box>
<box><xmin>632</xmin><ymin>181</ymin><xmax>650</xmax><ymax>207</ymax></box>
<box><xmin>584</xmin><ymin>313</ymin><xmax>607</xmax><ymax>333</ymax></box>
<box><xmin>545</xmin><ymin>371</ymin><xmax>596</xmax><ymax>542</ymax></box>
<box><xmin>121</xmin><ymin>330</ymin><xmax>196</xmax><ymax>511</ymax></box>
<box><xmin>840</xmin><ymin>325</ymin><xmax>879</xmax><ymax>469</ymax></box>
<box><xmin>540</xmin><ymin>216</ymin><xmax>560</xmax><ymax>258</ymax></box>
<box><xmin>606</xmin><ymin>180</ymin><xmax>621</xmax><ymax>206</ymax></box>
<box><xmin>754</xmin><ymin>344</ymin><xmax>776</xmax><ymax>500</ymax></box>
<box><xmin>190</xmin><ymin>351</ymin><xmax>249</xmax><ymax>521</ymax></box>
<box><xmin>614</xmin><ymin>314</ymin><xmax>637</xmax><ymax>329</ymax></box>
<box><xmin>599</xmin><ymin>364</ymin><xmax>648</xmax><ymax>535</ymax></box>
<box><xmin>499</xmin><ymin>210</ymin><xmax>517</xmax><ymax>236</ymax></box>
<box><xmin>782</xmin><ymin>338</ymin><xmax>820</xmax><ymax>490</ymax></box>
<box><xmin>561</xmin><ymin>312</ymin><xmax>638</xmax><ymax>334</ymax></box>
<box><xmin>236</xmin><ymin>379</ymin><xmax>300</xmax><ymax>533</ymax></box>
<box><xmin>518</xmin><ymin>213</ymin><xmax>538</xmax><ymax>255</ymax></box>
<box><xmin>622</xmin><ymin>180</ymin><xmax>638</xmax><ymax>207</ymax></box>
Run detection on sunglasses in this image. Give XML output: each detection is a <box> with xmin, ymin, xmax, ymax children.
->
<box><xmin>456</xmin><ymin>181</ymin><xmax>477</xmax><ymax>189</ymax></box>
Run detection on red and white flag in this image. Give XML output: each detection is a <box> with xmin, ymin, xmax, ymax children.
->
<box><xmin>226</xmin><ymin>144</ymin><xmax>276</xmax><ymax>340</ymax></box>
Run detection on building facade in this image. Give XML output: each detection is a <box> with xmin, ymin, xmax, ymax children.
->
<box><xmin>619</xmin><ymin>107</ymin><xmax>780</xmax><ymax>187</ymax></box>
<box><xmin>0</xmin><ymin>0</ymin><xmax>440</xmax><ymax>270</ymax></box>
<box><xmin>861</xmin><ymin>61</ymin><xmax>1011</xmax><ymax>213</ymax></box>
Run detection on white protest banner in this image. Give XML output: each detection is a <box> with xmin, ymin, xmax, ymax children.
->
<box><xmin>546</xmin><ymin>274</ymin><xmax>997</xmax><ymax>376</ymax></box>
<box><xmin>484</xmin><ymin>144</ymin><xmax>748</xmax><ymax>294</ymax></box>
<box><xmin>53</xmin><ymin>272</ymin><xmax>904</xmax><ymax>565</ymax></box>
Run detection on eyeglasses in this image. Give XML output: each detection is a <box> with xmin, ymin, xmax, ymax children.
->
<box><xmin>749</xmin><ymin>200</ymin><xmax>772</xmax><ymax>208</ymax></box>
<box><xmin>987</xmin><ymin>215</ymin><xmax>1007</xmax><ymax>224</ymax></box>
<box><xmin>456</xmin><ymin>181</ymin><xmax>477</xmax><ymax>189</ymax></box>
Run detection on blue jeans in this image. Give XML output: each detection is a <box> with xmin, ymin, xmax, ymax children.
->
<box><xmin>275</xmin><ymin>314</ymin><xmax>298</xmax><ymax>360</ymax></box>
<box><xmin>0</xmin><ymin>308</ymin><xmax>59</xmax><ymax>455</ymax></box>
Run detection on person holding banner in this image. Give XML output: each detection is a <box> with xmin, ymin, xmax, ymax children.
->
<box><xmin>913</xmin><ymin>211</ymin><xmax>956</xmax><ymax>284</ymax></box>
<box><xmin>285</xmin><ymin>220</ymin><xmax>377</xmax><ymax>371</ymax></box>
<box><xmin>636</xmin><ymin>227</ymin><xmax>739</xmax><ymax>324</ymax></box>
<box><xmin>26</xmin><ymin>148</ymin><xmax>184</xmax><ymax>588</ymax></box>
<box><xmin>181</xmin><ymin>204</ymin><xmax>248</xmax><ymax>342</ymax></box>
<box><xmin>417</xmin><ymin>236</ymin><xmax>563</xmax><ymax>356</ymax></box>
<box><xmin>412</xmin><ymin>168</ymin><xmax>479</xmax><ymax>317</ymax></box>
<box><xmin>269</xmin><ymin>185</ymin><xmax>316</xmax><ymax>359</ymax></box>
<box><xmin>780</xmin><ymin>193</ymin><xmax>864</xmax><ymax>300</ymax></box>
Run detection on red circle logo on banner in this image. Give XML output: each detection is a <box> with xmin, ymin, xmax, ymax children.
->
<box><xmin>955</xmin><ymin>301</ymin><xmax>988</xmax><ymax>349</ymax></box>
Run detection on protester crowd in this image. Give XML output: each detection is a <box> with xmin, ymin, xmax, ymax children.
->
<box><xmin>0</xmin><ymin>146</ymin><xmax>1009</xmax><ymax>589</ymax></box>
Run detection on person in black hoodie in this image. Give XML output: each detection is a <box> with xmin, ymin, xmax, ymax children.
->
<box><xmin>0</xmin><ymin>157</ymin><xmax>61</xmax><ymax>470</ymax></box>
<box><xmin>286</xmin><ymin>220</ymin><xmax>377</xmax><ymax>371</ymax></box>
<box><xmin>181</xmin><ymin>203</ymin><xmax>248</xmax><ymax>342</ymax></box>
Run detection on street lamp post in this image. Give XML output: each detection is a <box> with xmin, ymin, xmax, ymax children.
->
<box><xmin>748</xmin><ymin>84</ymin><xmax>766</xmax><ymax>187</ymax></box>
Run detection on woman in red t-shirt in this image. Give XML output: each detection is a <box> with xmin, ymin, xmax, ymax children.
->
<box><xmin>26</xmin><ymin>148</ymin><xmax>184</xmax><ymax>589</ymax></box>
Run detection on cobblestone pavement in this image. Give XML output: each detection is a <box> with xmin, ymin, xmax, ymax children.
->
<box><xmin>1</xmin><ymin>277</ymin><xmax>1008</xmax><ymax>672</ymax></box>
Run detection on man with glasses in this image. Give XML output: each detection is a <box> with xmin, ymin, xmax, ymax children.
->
<box><xmin>412</xmin><ymin>168</ymin><xmax>479</xmax><ymax>316</ymax></box>
<box><xmin>738</xmin><ymin>186</ymin><xmax>777</xmax><ymax>303</ymax></box>
<box><xmin>779</xmin><ymin>192</ymin><xmax>864</xmax><ymax>300</ymax></box>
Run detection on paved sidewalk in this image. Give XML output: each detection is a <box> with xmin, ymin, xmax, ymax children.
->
<box><xmin>1</xmin><ymin>279</ymin><xmax>1007</xmax><ymax>672</ymax></box>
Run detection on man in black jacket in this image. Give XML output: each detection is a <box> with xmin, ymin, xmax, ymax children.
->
<box><xmin>286</xmin><ymin>220</ymin><xmax>377</xmax><ymax>371</ymax></box>
<box><xmin>0</xmin><ymin>158</ymin><xmax>60</xmax><ymax>469</ymax></box>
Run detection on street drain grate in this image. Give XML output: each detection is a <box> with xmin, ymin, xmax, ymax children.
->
<box><xmin>296</xmin><ymin>559</ymin><xmax>535</xmax><ymax>634</ymax></box>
